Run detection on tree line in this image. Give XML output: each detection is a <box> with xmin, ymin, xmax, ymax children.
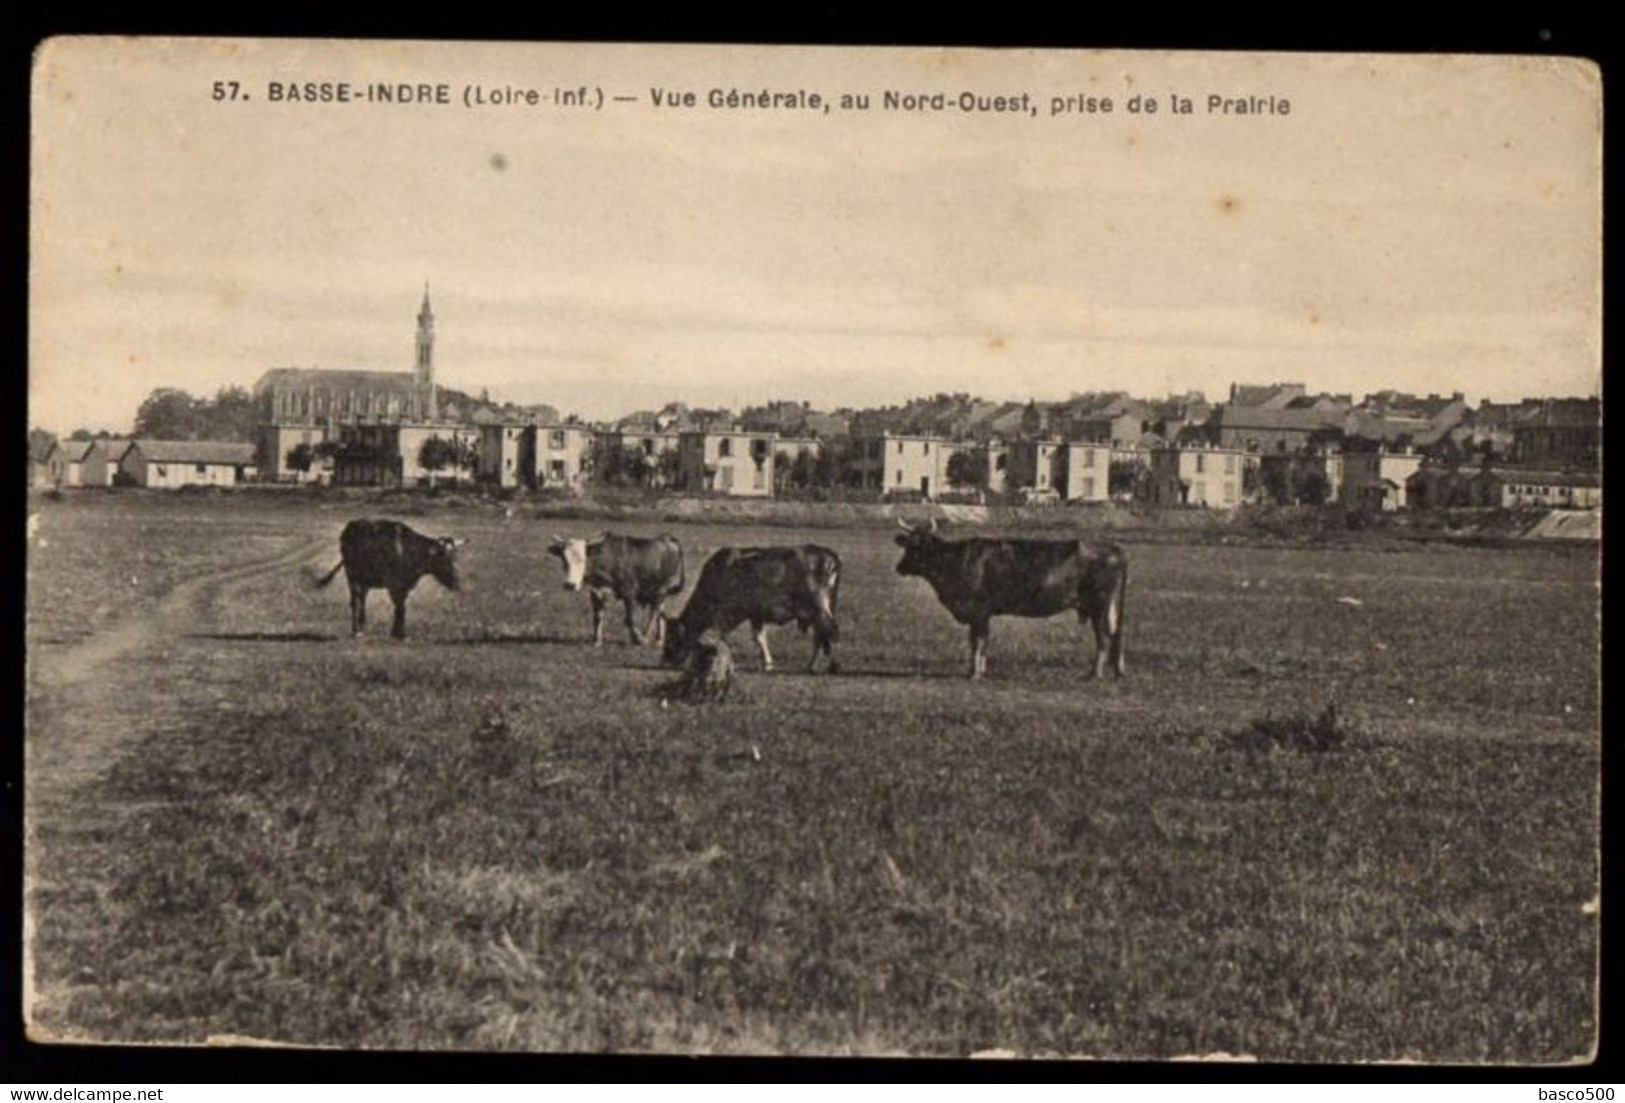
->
<box><xmin>132</xmin><ymin>386</ymin><xmax>260</xmax><ymax>442</ymax></box>
<box><xmin>31</xmin><ymin>386</ymin><xmax>260</xmax><ymax>459</ymax></box>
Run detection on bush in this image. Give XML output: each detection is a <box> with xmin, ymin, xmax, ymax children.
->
<box><xmin>1220</xmin><ymin>703</ymin><xmax>1354</xmax><ymax>754</ymax></box>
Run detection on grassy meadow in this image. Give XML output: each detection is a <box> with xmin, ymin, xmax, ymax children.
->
<box><xmin>24</xmin><ymin>490</ymin><xmax>1600</xmax><ymax>1060</ymax></box>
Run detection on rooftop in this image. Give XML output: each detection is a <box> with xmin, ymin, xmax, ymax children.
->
<box><xmin>130</xmin><ymin>440</ymin><xmax>258</xmax><ymax>465</ymax></box>
<box><xmin>255</xmin><ymin>367</ymin><xmax>426</xmax><ymax>394</ymax></box>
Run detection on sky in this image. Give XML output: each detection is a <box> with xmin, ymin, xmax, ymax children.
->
<box><xmin>30</xmin><ymin>39</ymin><xmax>1602</xmax><ymax>434</ymax></box>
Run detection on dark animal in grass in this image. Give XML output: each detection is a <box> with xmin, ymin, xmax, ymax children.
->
<box><xmin>547</xmin><ymin>532</ymin><xmax>686</xmax><ymax>647</ymax></box>
<box><xmin>661</xmin><ymin>544</ymin><xmax>841</xmax><ymax>673</ymax></box>
<box><xmin>659</xmin><ymin>633</ymin><xmax>738</xmax><ymax>704</ymax></box>
<box><xmin>893</xmin><ymin>516</ymin><xmax>1128</xmax><ymax>679</ymax></box>
<box><xmin>313</xmin><ymin>518</ymin><xmax>464</xmax><ymax>639</ymax></box>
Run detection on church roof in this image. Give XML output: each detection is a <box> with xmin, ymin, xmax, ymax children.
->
<box><xmin>255</xmin><ymin>367</ymin><xmax>426</xmax><ymax>394</ymax></box>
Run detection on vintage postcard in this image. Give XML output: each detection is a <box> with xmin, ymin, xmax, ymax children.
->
<box><xmin>26</xmin><ymin>37</ymin><xmax>1601</xmax><ymax>1062</ymax></box>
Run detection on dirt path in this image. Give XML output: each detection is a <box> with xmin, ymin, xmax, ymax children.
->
<box><xmin>25</xmin><ymin>530</ymin><xmax>336</xmax><ymax>1039</ymax></box>
<box><xmin>28</xmin><ymin>532</ymin><xmax>331</xmax><ymax>691</ymax></box>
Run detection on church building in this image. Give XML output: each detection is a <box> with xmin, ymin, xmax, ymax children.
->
<box><xmin>255</xmin><ymin>288</ymin><xmax>443</xmax><ymax>480</ymax></box>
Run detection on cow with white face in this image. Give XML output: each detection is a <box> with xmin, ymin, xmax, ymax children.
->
<box><xmin>548</xmin><ymin>532</ymin><xmax>686</xmax><ymax>647</ymax></box>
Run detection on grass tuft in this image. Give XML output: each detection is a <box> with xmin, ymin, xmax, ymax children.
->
<box><xmin>1222</xmin><ymin>702</ymin><xmax>1357</xmax><ymax>754</ymax></box>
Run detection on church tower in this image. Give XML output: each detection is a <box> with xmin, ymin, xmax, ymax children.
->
<box><xmin>415</xmin><ymin>284</ymin><xmax>437</xmax><ymax>420</ymax></box>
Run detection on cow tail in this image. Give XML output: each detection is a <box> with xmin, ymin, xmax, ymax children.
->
<box><xmin>313</xmin><ymin>559</ymin><xmax>345</xmax><ymax>589</ymax></box>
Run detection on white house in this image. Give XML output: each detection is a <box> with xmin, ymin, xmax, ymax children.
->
<box><xmin>119</xmin><ymin>440</ymin><xmax>258</xmax><ymax>488</ymax></box>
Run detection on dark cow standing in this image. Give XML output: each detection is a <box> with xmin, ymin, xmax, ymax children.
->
<box><xmin>547</xmin><ymin>533</ymin><xmax>686</xmax><ymax>647</ymax></box>
<box><xmin>314</xmin><ymin>519</ymin><xmax>463</xmax><ymax>639</ymax></box>
<box><xmin>893</xmin><ymin>517</ymin><xmax>1127</xmax><ymax>679</ymax></box>
<box><xmin>662</xmin><ymin>545</ymin><xmax>842</xmax><ymax>673</ymax></box>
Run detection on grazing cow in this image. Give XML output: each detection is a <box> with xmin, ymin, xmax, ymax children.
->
<box><xmin>662</xmin><ymin>545</ymin><xmax>842</xmax><ymax>673</ymax></box>
<box><xmin>672</xmin><ymin>632</ymin><xmax>737</xmax><ymax>703</ymax></box>
<box><xmin>314</xmin><ymin>518</ymin><xmax>463</xmax><ymax>639</ymax></box>
<box><xmin>547</xmin><ymin>533</ymin><xmax>686</xmax><ymax>647</ymax></box>
<box><xmin>893</xmin><ymin>517</ymin><xmax>1127</xmax><ymax>679</ymax></box>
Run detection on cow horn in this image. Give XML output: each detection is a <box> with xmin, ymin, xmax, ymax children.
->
<box><xmin>927</xmin><ymin>516</ymin><xmax>939</xmax><ymax>533</ymax></box>
<box><xmin>896</xmin><ymin>515</ymin><xmax>914</xmax><ymax>533</ymax></box>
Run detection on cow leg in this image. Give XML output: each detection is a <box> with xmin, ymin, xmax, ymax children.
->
<box><xmin>645</xmin><ymin>603</ymin><xmax>666</xmax><ymax>646</ymax></box>
<box><xmin>389</xmin><ymin>589</ymin><xmax>409</xmax><ymax>640</ymax></box>
<box><xmin>1107</xmin><ymin>590</ymin><xmax>1126</xmax><ymax>677</ymax></box>
<box><xmin>968</xmin><ymin>620</ymin><xmax>990</xmax><ymax>679</ymax></box>
<box><xmin>589</xmin><ymin>591</ymin><xmax>607</xmax><ymax>648</ymax></box>
<box><xmin>811</xmin><ymin>618</ymin><xmax>839</xmax><ymax>674</ymax></box>
<box><xmin>1090</xmin><ymin>615</ymin><xmax>1111</xmax><ymax>679</ymax></box>
<box><xmin>349</xmin><ymin>584</ymin><xmax>366</xmax><ymax>636</ymax></box>
<box><xmin>752</xmin><ymin>621</ymin><xmax>775</xmax><ymax>672</ymax></box>
<box><xmin>623</xmin><ymin>597</ymin><xmax>645</xmax><ymax>645</ymax></box>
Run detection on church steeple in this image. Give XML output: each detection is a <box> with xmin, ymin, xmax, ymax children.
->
<box><xmin>415</xmin><ymin>283</ymin><xmax>435</xmax><ymax>386</ymax></box>
<box><xmin>415</xmin><ymin>283</ymin><xmax>437</xmax><ymax>420</ymax></box>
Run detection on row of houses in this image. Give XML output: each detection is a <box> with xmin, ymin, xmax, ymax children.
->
<box><xmin>30</xmin><ymin>424</ymin><xmax>1602</xmax><ymax>514</ymax></box>
<box><xmin>30</xmin><ymin>438</ymin><xmax>258</xmax><ymax>489</ymax></box>
<box><xmin>1407</xmin><ymin>463</ymin><xmax>1602</xmax><ymax>510</ymax></box>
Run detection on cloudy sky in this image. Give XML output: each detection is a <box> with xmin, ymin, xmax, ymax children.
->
<box><xmin>30</xmin><ymin>39</ymin><xmax>1600</xmax><ymax>433</ymax></box>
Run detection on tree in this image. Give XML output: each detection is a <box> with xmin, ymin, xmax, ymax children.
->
<box><xmin>134</xmin><ymin>387</ymin><xmax>203</xmax><ymax>440</ymax></box>
<box><xmin>620</xmin><ymin>446</ymin><xmax>652</xmax><ymax>488</ymax></box>
<box><xmin>946</xmin><ymin>449</ymin><xmax>986</xmax><ymax>490</ymax></box>
<box><xmin>790</xmin><ymin>448</ymin><xmax>817</xmax><ymax>490</ymax></box>
<box><xmin>202</xmin><ymin>385</ymin><xmax>259</xmax><ymax>442</ymax></box>
<box><xmin>1260</xmin><ymin>461</ymin><xmax>1292</xmax><ymax>504</ymax></box>
<box><xmin>813</xmin><ymin>444</ymin><xmax>844</xmax><ymax>488</ymax></box>
<box><xmin>29</xmin><ymin>427</ymin><xmax>57</xmax><ymax>458</ymax></box>
<box><xmin>592</xmin><ymin>439</ymin><xmax>623</xmax><ymax>485</ymax></box>
<box><xmin>418</xmin><ymin>436</ymin><xmax>464</xmax><ymax>486</ymax></box>
<box><xmin>286</xmin><ymin>442</ymin><xmax>316</xmax><ymax>476</ymax></box>
<box><xmin>1108</xmin><ymin>459</ymin><xmax>1143</xmax><ymax>500</ymax></box>
<box><xmin>655</xmin><ymin>447</ymin><xmax>683</xmax><ymax>489</ymax></box>
<box><xmin>1296</xmin><ymin>467</ymin><xmax>1331</xmax><ymax>506</ymax></box>
<box><xmin>456</xmin><ymin>437</ymin><xmax>479</xmax><ymax>478</ymax></box>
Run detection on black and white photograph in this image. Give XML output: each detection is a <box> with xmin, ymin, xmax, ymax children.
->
<box><xmin>24</xmin><ymin>37</ymin><xmax>1602</xmax><ymax>1064</ymax></box>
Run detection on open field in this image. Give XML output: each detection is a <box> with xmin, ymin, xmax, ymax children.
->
<box><xmin>25</xmin><ymin>491</ymin><xmax>1600</xmax><ymax>1060</ymax></box>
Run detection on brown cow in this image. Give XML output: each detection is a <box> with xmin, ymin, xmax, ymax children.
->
<box><xmin>314</xmin><ymin>518</ymin><xmax>463</xmax><ymax>639</ymax></box>
<box><xmin>662</xmin><ymin>544</ymin><xmax>841</xmax><ymax>673</ymax></box>
<box><xmin>894</xmin><ymin>517</ymin><xmax>1126</xmax><ymax>679</ymax></box>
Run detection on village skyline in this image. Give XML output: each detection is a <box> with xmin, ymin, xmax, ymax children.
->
<box><xmin>26</xmin><ymin>366</ymin><xmax>1602</xmax><ymax>442</ymax></box>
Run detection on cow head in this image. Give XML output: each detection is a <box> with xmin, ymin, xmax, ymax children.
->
<box><xmin>430</xmin><ymin>536</ymin><xmax>464</xmax><ymax>590</ymax></box>
<box><xmin>893</xmin><ymin>516</ymin><xmax>941</xmax><ymax>577</ymax></box>
<box><xmin>548</xmin><ymin>535</ymin><xmax>589</xmax><ymax>590</ymax></box>
<box><xmin>660</xmin><ymin>615</ymin><xmax>692</xmax><ymax>668</ymax></box>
